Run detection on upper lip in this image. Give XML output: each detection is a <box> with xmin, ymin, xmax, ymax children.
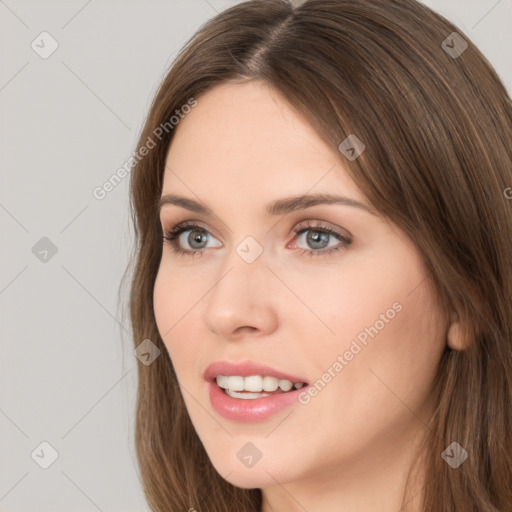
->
<box><xmin>204</xmin><ymin>360</ymin><xmax>308</xmax><ymax>384</ymax></box>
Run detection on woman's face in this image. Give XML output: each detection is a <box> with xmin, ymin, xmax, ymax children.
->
<box><xmin>153</xmin><ymin>81</ymin><xmax>449</xmax><ymax>492</ymax></box>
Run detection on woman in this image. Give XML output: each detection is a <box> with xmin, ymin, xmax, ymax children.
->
<box><xmin>124</xmin><ymin>0</ymin><xmax>512</xmax><ymax>510</ymax></box>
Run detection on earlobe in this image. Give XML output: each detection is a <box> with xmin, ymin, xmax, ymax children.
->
<box><xmin>446</xmin><ymin>312</ymin><xmax>465</xmax><ymax>351</ymax></box>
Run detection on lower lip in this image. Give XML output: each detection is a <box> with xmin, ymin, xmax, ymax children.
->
<box><xmin>208</xmin><ymin>380</ymin><xmax>306</xmax><ymax>423</ymax></box>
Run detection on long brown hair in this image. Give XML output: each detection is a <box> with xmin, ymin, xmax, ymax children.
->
<box><xmin>121</xmin><ymin>0</ymin><xmax>512</xmax><ymax>510</ymax></box>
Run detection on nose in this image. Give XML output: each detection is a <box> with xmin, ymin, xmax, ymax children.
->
<box><xmin>202</xmin><ymin>246</ymin><xmax>279</xmax><ymax>340</ymax></box>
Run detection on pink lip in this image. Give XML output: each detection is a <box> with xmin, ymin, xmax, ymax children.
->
<box><xmin>204</xmin><ymin>360</ymin><xmax>309</xmax><ymax>423</ymax></box>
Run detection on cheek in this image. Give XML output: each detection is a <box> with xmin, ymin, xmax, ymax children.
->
<box><xmin>153</xmin><ymin>269</ymin><xmax>173</xmax><ymax>342</ymax></box>
<box><xmin>293</xmin><ymin>286</ymin><xmax>445</xmax><ymax>473</ymax></box>
<box><xmin>307</xmin><ymin>237</ymin><xmax>445</xmax><ymax>390</ymax></box>
<box><xmin>152</xmin><ymin>265</ymin><xmax>200</xmax><ymax>367</ymax></box>
<box><xmin>294</xmin><ymin>245</ymin><xmax>423</xmax><ymax>348</ymax></box>
<box><xmin>335</xmin><ymin>298</ymin><xmax>444</xmax><ymax>455</ymax></box>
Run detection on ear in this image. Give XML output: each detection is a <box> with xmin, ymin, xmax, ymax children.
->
<box><xmin>446</xmin><ymin>310</ymin><xmax>465</xmax><ymax>351</ymax></box>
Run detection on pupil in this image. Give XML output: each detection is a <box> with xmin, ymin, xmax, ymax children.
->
<box><xmin>189</xmin><ymin>230</ymin><xmax>207</xmax><ymax>248</ymax></box>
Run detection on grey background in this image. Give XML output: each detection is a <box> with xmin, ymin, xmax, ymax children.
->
<box><xmin>0</xmin><ymin>1</ymin><xmax>510</xmax><ymax>511</ymax></box>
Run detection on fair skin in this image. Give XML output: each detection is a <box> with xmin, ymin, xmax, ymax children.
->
<box><xmin>153</xmin><ymin>80</ymin><xmax>459</xmax><ymax>512</ymax></box>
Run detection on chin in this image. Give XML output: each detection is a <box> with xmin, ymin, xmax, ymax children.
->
<box><xmin>221</xmin><ymin>467</ymin><xmax>277</xmax><ymax>489</ymax></box>
<box><xmin>208</xmin><ymin>448</ymin><xmax>299</xmax><ymax>489</ymax></box>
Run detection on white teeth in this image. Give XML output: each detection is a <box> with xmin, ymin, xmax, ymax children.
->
<box><xmin>226</xmin><ymin>376</ymin><xmax>244</xmax><ymax>391</ymax></box>
<box><xmin>215</xmin><ymin>375</ymin><xmax>304</xmax><ymax>393</ymax></box>
<box><xmin>216</xmin><ymin>375</ymin><xmax>229</xmax><ymax>389</ymax></box>
<box><xmin>278</xmin><ymin>379</ymin><xmax>293</xmax><ymax>392</ymax></box>
<box><xmin>225</xmin><ymin>390</ymin><xmax>271</xmax><ymax>399</ymax></box>
<box><xmin>262</xmin><ymin>376</ymin><xmax>279</xmax><ymax>392</ymax></box>
<box><xmin>244</xmin><ymin>375</ymin><xmax>263</xmax><ymax>392</ymax></box>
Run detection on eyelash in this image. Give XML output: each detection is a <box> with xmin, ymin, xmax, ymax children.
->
<box><xmin>161</xmin><ymin>220</ymin><xmax>352</xmax><ymax>259</ymax></box>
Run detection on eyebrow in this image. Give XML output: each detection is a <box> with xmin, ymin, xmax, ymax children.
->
<box><xmin>158</xmin><ymin>193</ymin><xmax>378</xmax><ymax>217</ymax></box>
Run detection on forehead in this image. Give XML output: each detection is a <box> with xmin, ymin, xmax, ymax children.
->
<box><xmin>162</xmin><ymin>81</ymin><xmax>363</xmax><ymax>204</ymax></box>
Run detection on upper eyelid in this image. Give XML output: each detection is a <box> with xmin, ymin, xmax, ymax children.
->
<box><xmin>164</xmin><ymin>219</ymin><xmax>218</xmax><ymax>237</ymax></box>
<box><xmin>159</xmin><ymin>205</ymin><xmax>354</xmax><ymax>233</ymax></box>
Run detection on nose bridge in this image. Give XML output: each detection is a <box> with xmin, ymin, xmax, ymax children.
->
<box><xmin>215</xmin><ymin>233</ymin><xmax>269</xmax><ymax>294</ymax></box>
<box><xmin>202</xmin><ymin>235</ymin><xmax>278</xmax><ymax>337</ymax></box>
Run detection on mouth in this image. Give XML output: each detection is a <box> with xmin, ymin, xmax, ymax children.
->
<box><xmin>204</xmin><ymin>361</ymin><xmax>310</xmax><ymax>422</ymax></box>
<box><xmin>215</xmin><ymin>375</ymin><xmax>308</xmax><ymax>399</ymax></box>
